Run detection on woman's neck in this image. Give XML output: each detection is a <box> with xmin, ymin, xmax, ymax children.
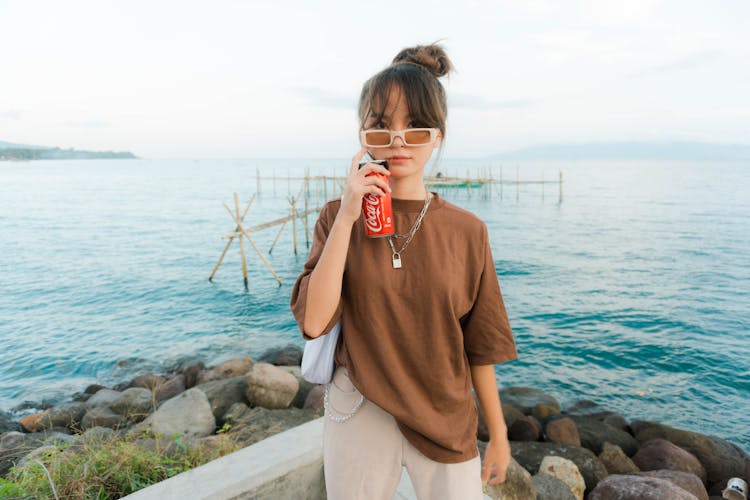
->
<box><xmin>389</xmin><ymin>176</ymin><xmax>427</xmax><ymax>200</ymax></box>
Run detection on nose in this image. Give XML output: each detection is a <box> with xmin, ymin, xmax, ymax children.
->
<box><xmin>391</xmin><ymin>134</ymin><xmax>406</xmax><ymax>147</ymax></box>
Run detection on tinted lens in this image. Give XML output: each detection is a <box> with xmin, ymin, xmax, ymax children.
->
<box><xmin>404</xmin><ymin>129</ymin><xmax>432</xmax><ymax>144</ymax></box>
<box><xmin>364</xmin><ymin>130</ymin><xmax>391</xmax><ymax>146</ymax></box>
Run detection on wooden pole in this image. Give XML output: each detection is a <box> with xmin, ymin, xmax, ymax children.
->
<box><xmin>223</xmin><ymin>203</ymin><xmax>283</xmax><ymax>286</ymax></box>
<box><xmin>233</xmin><ymin>193</ymin><xmax>249</xmax><ymax>287</ymax></box>
<box><xmin>209</xmin><ymin>193</ymin><xmax>256</xmax><ymax>281</ymax></box>
<box><xmin>304</xmin><ymin>168</ymin><xmax>311</xmax><ymax>247</ymax></box>
<box><xmin>268</xmin><ymin>221</ymin><xmax>287</xmax><ymax>254</ymax></box>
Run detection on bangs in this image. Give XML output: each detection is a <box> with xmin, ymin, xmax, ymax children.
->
<box><xmin>360</xmin><ymin>63</ymin><xmax>445</xmax><ymax>131</ymax></box>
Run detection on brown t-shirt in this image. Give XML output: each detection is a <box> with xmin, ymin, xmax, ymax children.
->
<box><xmin>290</xmin><ymin>191</ymin><xmax>518</xmax><ymax>463</ymax></box>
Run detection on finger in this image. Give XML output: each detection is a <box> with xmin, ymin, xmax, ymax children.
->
<box><xmin>366</xmin><ymin>177</ymin><xmax>391</xmax><ymax>192</ymax></box>
<box><xmin>350</xmin><ymin>146</ymin><xmax>369</xmax><ymax>174</ymax></box>
<box><xmin>358</xmin><ymin>162</ymin><xmax>391</xmax><ymax>177</ymax></box>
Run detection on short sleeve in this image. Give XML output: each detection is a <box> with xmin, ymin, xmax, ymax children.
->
<box><xmin>461</xmin><ymin>223</ymin><xmax>519</xmax><ymax>365</ymax></box>
<box><xmin>290</xmin><ymin>200</ymin><xmax>344</xmax><ymax>341</ymax></box>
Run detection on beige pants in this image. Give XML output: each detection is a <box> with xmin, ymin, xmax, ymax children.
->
<box><xmin>323</xmin><ymin>365</ymin><xmax>483</xmax><ymax>500</ymax></box>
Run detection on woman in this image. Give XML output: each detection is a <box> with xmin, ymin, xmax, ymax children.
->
<box><xmin>290</xmin><ymin>43</ymin><xmax>518</xmax><ymax>499</ymax></box>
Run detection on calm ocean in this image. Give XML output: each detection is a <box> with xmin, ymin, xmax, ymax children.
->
<box><xmin>0</xmin><ymin>158</ymin><xmax>747</xmax><ymax>452</ymax></box>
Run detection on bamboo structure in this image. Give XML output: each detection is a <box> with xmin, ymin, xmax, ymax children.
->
<box><xmin>211</xmin><ymin>166</ymin><xmax>563</xmax><ymax>287</ymax></box>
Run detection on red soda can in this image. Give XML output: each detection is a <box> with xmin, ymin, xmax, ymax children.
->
<box><xmin>358</xmin><ymin>159</ymin><xmax>394</xmax><ymax>237</ymax></box>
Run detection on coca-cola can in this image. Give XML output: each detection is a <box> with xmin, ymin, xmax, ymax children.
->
<box><xmin>358</xmin><ymin>159</ymin><xmax>394</xmax><ymax>237</ymax></box>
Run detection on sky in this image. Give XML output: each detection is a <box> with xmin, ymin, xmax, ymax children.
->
<box><xmin>0</xmin><ymin>0</ymin><xmax>748</xmax><ymax>158</ymax></box>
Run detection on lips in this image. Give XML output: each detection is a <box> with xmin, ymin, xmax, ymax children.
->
<box><xmin>390</xmin><ymin>156</ymin><xmax>410</xmax><ymax>160</ymax></box>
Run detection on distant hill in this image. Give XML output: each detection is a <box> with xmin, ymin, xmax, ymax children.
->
<box><xmin>0</xmin><ymin>140</ymin><xmax>137</xmax><ymax>160</ymax></box>
<box><xmin>489</xmin><ymin>142</ymin><xmax>750</xmax><ymax>161</ymax></box>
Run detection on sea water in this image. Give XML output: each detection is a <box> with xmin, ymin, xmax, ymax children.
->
<box><xmin>0</xmin><ymin>158</ymin><xmax>747</xmax><ymax>452</ymax></box>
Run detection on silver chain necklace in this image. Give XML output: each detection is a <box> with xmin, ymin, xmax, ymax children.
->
<box><xmin>387</xmin><ymin>189</ymin><xmax>432</xmax><ymax>269</ymax></box>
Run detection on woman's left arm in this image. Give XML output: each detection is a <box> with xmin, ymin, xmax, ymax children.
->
<box><xmin>470</xmin><ymin>363</ymin><xmax>510</xmax><ymax>486</ymax></box>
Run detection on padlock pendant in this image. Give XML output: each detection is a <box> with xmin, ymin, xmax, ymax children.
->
<box><xmin>392</xmin><ymin>253</ymin><xmax>402</xmax><ymax>269</ymax></box>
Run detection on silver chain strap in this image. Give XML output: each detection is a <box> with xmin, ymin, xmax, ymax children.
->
<box><xmin>324</xmin><ymin>381</ymin><xmax>365</xmax><ymax>423</ymax></box>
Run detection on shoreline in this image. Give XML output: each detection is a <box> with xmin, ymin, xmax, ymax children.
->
<box><xmin>1</xmin><ymin>343</ymin><xmax>749</xmax><ymax>498</ymax></box>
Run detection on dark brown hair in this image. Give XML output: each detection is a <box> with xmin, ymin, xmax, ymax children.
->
<box><xmin>358</xmin><ymin>43</ymin><xmax>454</xmax><ymax>149</ymax></box>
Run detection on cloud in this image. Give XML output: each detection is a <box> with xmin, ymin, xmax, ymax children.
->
<box><xmin>450</xmin><ymin>93</ymin><xmax>534</xmax><ymax>109</ymax></box>
<box><xmin>287</xmin><ymin>86</ymin><xmax>357</xmax><ymax>109</ymax></box>
<box><xmin>0</xmin><ymin>109</ymin><xmax>22</xmax><ymax>120</ymax></box>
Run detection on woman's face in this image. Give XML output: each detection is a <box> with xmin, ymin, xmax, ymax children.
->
<box><xmin>363</xmin><ymin>85</ymin><xmax>441</xmax><ymax>181</ymax></box>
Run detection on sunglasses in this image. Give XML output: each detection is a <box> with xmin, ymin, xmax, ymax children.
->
<box><xmin>360</xmin><ymin>128</ymin><xmax>440</xmax><ymax>148</ymax></box>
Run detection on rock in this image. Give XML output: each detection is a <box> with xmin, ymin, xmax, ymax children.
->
<box><xmin>195</xmin><ymin>376</ymin><xmax>248</xmax><ymax>422</ymax></box>
<box><xmin>632</xmin><ymin>470</ymin><xmax>709</xmax><ymax>500</ymax></box>
<box><xmin>111</xmin><ymin>387</ymin><xmax>153</xmax><ymax>422</ymax></box>
<box><xmin>569</xmin><ymin>415</ymin><xmax>639</xmax><ymax>456</ymax></box>
<box><xmin>502</xmin><ymin>404</ymin><xmax>525</xmax><ymax>431</ymax></box>
<box><xmin>86</xmin><ymin>388</ymin><xmax>122</xmax><ymax>408</ymax></box>
<box><xmin>257</xmin><ymin>343</ymin><xmax>302</xmax><ymax>366</ymax></box>
<box><xmin>37</xmin><ymin>402</ymin><xmax>87</xmax><ymax>431</ymax></box>
<box><xmin>477</xmin><ymin>441</ymin><xmax>536</xmax><ymax>500</ymax></box>
<box><xmin>1</xmin><ymin>430</ymin><xmax>71</xmax><ymax>476</ymax></box>
<box><xmin>85</xmin><ymin>388</ymin><xmax>122</xmax><ymax>407</ymax></box>
<box><xmin>632</xmin><ymin>438</ymin><xmax>707</xmax><ymax>483</ymax></box>
<box><xmin>131</xmin><ymin>374</ymin><xmax>167</xmax><ymax>390</ymax></box>
<box><xmin>81</xmin><ymin>426</ymin><xmax>116</xmax><ymax>442</ymax></box>
<box><xmin>588</xmin><ymin>473</ymin><xmax>699</xmax><ymax>499</ymax></box>
<box><xmin>532</xmin><ymin>403</ymin><xmax>560</xmax><ymax>420</ymax></box>
<box><xmin>181</xmin><ymin>361</ymin><xmax>205</xmax><ymax>389</ymax></box>
<box><xmin>19</xmin><ymin>412</ymin><xmax>44</xmax><ymax>432</ymax></box>
<box><xmin>227</xmin><ymin>406</ymin><xmax>322</xmax><ymax>448</ymax></box>
<box><xmin>277</xmin><ymin>365</ymin><xmax>315</xmax><ymax>409</ymax></box>
<box><xmin>563</xmin><ymin>400</ymin><xmax>622</xmax><ymax>420</ymax></box>
<box><xmin>510</xmin><ymin>440</ymin><xmax>608</xmax><ymax>494</ymax></box>
<box><xmin>222</xmin><ymin>402</ymin><xmax>250</xmax><ymax>425</ymax></box>
<box><xmin>545</xmin><ymin>417</ymin><xmax>581</xmax><ymax>446</ymax></box>
<box><xmin>153</xmin><ymin>374</ymin><xmax>187</xmax><ymax>402</ymax></box>
<box><xmin>84</xmin><ymin>384</ymin><xmax>107</xmax><ymax>395</ymax></box>
<box><xmin>508</xmin><ymin>415</ymin><xmax>541</xmax><ymax>441</ymax></box>
<box><xmin>0</xmin><ymin>411</ymin><xmax>21</xmax><ymax>434</ymax></box>
<box><xmin>533</xmin><ymin>472</ymin><xmax>577</xmax><ymax>500</ymax></box>
<box><xmin>16</xmin><ymin>444</ymin><xmax>60</xmax><ymax>469</ymax></box>
<box><xmin>244</xmin><ymin>363</ymin><xmax>299</xmax><ymax>409</ymax></box>
<box><xmin>631</xmin><ymin>420</ymin><xmax>748</xmax><ymax>484</ymax></box>
<box><xmin>538</xmin><ymin>455</ymin><xmax>586</xmax><ymax>500</ymax></box>
<box><xmin>136</xmin><ymin>388</ymin><xmax>215</xmax><ymax>439</ymax></box>
<box><xmin>214</xmin><ymin>357</ymin><xmax>255</xmax><ymax>378</ymax></box>
<box><xmin>599</xmin><ymin>442</ymin><xmax>640</xmax><ymax>474</ymax></box>
<box><xmin>304</xmin><ymin>385</ymin><xmax>325</xmax><ymax>410</ymax></box>
<box><xmin>500</xmin><ymin>387</ymin><xmax>560</xmax><ymax>415</ymax></box>
<box><xmin>81</xmin><ymin>406</ymin><xmax>127</xmax><ymax>430</ymax></box>
<box><xmin>196</xmin><ymin>368</ymin><xmax>224</xmax><ymax>385</ymax></box>
<box><xmin>603</xmin><ymin>414</ymin><xmax>631</xmax><ymax>432</ymax></box>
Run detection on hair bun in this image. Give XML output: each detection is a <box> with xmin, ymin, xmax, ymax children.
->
<box><xmin>392</xmin><ymin>43</ymin><xmax>454</xmax><ymax>78</ymax></box>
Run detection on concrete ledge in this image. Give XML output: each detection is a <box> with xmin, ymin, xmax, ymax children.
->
<box><xmin>123</xmin><ymin>417</ymin><xmax>326</xmax><ymax>500</ymax></box>
<box><xmin>122</xmin><ymin>416</ymin><xmax>490</xmax><ymax>499</ymax></box>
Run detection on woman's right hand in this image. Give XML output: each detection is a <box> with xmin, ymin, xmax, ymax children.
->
<box><xmin>337</xmin><ymin>146</ymin><xmax>392</xmax><ymax>226</ymax></box>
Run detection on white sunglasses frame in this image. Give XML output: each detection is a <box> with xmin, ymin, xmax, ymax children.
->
<box><xmin>359</xmin><ymin>128</ymin><xmax>440</xmax><ymax>148</ymax></box>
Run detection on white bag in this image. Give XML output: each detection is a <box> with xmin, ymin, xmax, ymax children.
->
<box><xmin>301</xmin><ymin>319</ymin><xmax>341</xmax><ymax>384</ymax></box>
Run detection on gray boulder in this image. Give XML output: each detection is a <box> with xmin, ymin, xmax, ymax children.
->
<box><xmin>632</xmin><ymin>438</ymin><xmax>707</xmax><ymax>483</ymax></box>
<box><xmin>195</xmin><ymin>376</ymin><xmax>248</xmax><ymax>421</ymax></box>
<box><xmin>500</xmin><ymin>387</ymin><xmax>560</xmax><ymax>415</ymax></box>
<box><xmin>111</xmin><ymin>387</ymin><xmax>153</xmax><ymax>422</ymax></box>
<box><xmin>631</xmin><ymin>420</ymin><xmax>748</xmax><ymax>484</ymax></box>
<box><xmin>85</xmin><ymin>388</ymin><xmax>122</xmax><ymax>407</ymax></box>
<box><xmin>510</xmin><ymin>440</ymin><xmax>608</xmax><ymax>494</ymax></box>
<box><xmin>631</xmin><ymin>470</ymin><xmax>708</xmax><ymax>500</ymax></box>
<box><xmin>533</xmin><ymin>473</ymin><xmax>577</xmax><ymax>500</ymax></box>
<box><xmin>588</xmin><ymin>473</ymin><xmax>699</xmax><ymax>499</ymax></box>
<box><xmin>478</xmin><ymin>441</ymin><xmax>536</xmax><ymax>500</ymax></box>
<box><xmin>137</xmin><ymin>388</ymin><xmax>215</xmax><ymax>439</ymax></box>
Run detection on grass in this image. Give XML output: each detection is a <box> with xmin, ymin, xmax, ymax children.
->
<box><xmin>3</xmin><ymin>428</ymin><xmax>239</xmax><ymax>499</ymax></box>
